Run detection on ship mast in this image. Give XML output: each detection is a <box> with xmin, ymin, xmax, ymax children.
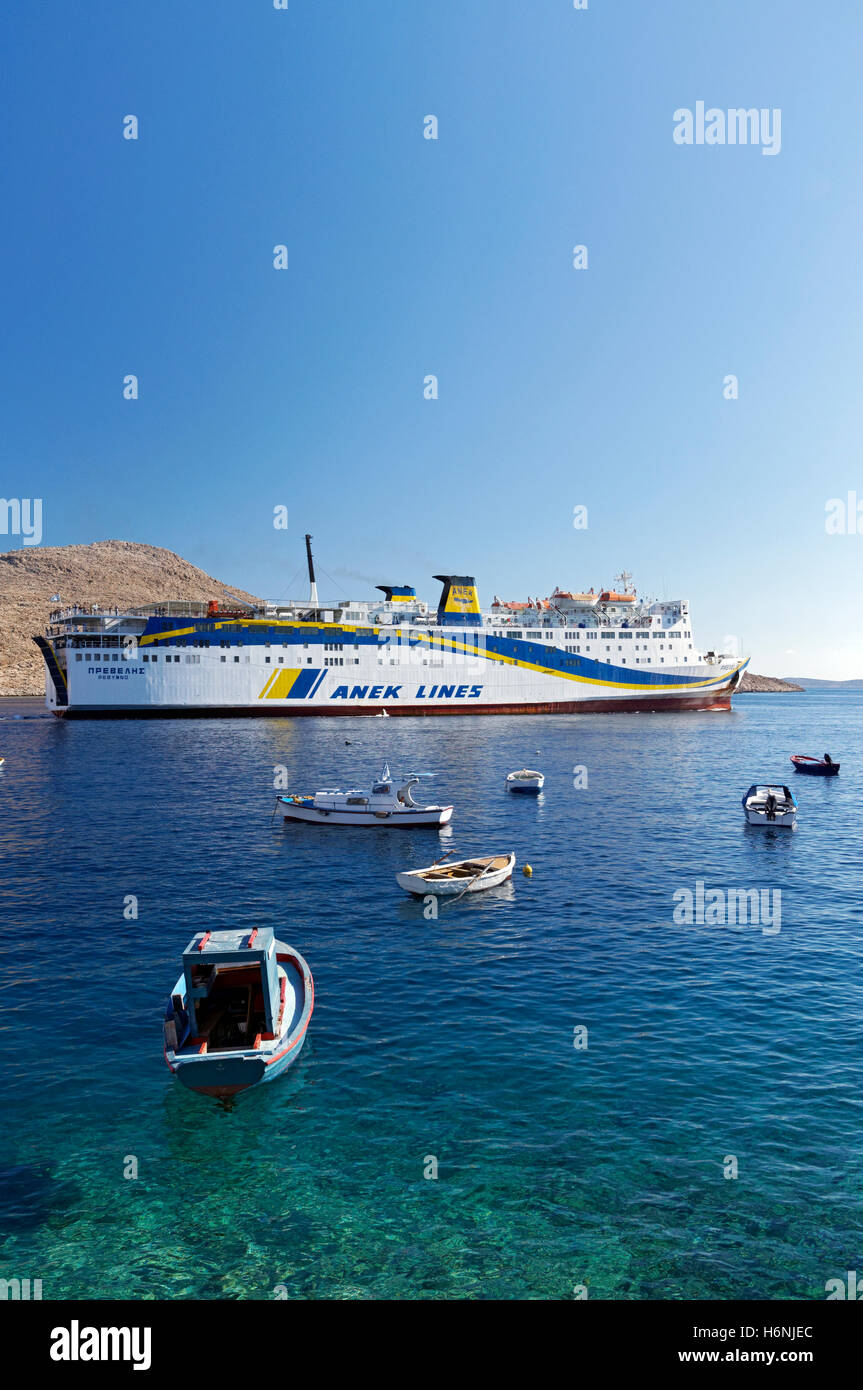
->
<box><xmin>305</xmin><ymin>533</ymin><xmax>320</xmax><ymax>608</ymax></box>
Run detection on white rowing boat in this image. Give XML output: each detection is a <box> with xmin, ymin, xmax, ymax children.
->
<box><xmin>396</xmin><ymin>852</ymin><xmax>515</xmax><ymax>896</ymax></box>
<box><xmin>505</xmin><ymin>768</ymin><xmax>544</xmax><ymax>793</ymax></box>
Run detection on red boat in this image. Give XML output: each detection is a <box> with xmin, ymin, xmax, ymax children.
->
<box><xmin>790</xmin><ymin>754</ymin><xmax>840</xmax><ymax>777</ymax></box>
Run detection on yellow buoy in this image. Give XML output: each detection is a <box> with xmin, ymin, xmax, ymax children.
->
<box><xmin>523</xmin><ymin>864</ymin><xmax>533</xmax><ymax>877</ymax></box>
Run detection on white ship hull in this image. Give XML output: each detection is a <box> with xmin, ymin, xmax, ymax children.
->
<box><xmin>44</xmin><ymin>639</ymin><xmax>748</xmax><ymax>718</ymax></box>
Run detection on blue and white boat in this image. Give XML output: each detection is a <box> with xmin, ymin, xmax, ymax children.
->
<box><xmin>164</xmin><ymin>927</ymin><xmax>313</xmax><ymax>1097</ymax></box>
<box><xmin>742</xmin><ymin>784</ymin><xmax>798</xmax><ymax>828</ymax></box>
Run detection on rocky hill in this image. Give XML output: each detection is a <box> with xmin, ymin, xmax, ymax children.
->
<box><xmin>739</xmin><ymin>673</ymin><xmax>803</xmax><ymax>692</ymax></box>
<box><xmin>0</xmin><ymin>541</ymin><xmax>261</xmax><ymax>696</ymax></box>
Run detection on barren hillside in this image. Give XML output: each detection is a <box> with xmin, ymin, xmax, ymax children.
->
<box><xmin>0</xmin><ymin>541</ymin><xmax>261</xmax><ymax>696</ymax></box>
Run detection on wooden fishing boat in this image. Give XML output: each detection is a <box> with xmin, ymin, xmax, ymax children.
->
<box><xmin>505</xmin><ymin>768</ymin><xmax>544</xmax><ymax>793</ymax></box>
<box><xmin>164</xmin><ymin>927</ymin><xmax>313</xmax><ymax>1097</ymax></box>
<box><xmin>790</xmin><ymin>754</ymin><xmax>840</xmax><ymax>776</ymax></box>
<box><xmin>396</xmin><ymin>852</ymin><xmax>515</xmax><ymax>896</ymax></box>
<box><xmin>742</xmin><ymin>784</ymin><xmax>798</xmax><ymax>828</ymax></box>
<box><xmin>276</xmin><ymin>763</ymin><xmax>453</xmax><ymax>827</ymax></box>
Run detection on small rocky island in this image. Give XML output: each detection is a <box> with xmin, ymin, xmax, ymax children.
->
<box><xmin>738</xmin><ymin>674</ymin><xmax>803</xmax><ymax>693</ymax></box>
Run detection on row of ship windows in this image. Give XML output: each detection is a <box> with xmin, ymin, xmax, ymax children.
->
<box><xmin>66</xmin><ymin>631</ymin><xmax>692</xmax><ymax>653</ymax></box>
<box><xmin>513</xmin><ymin>630</ymin><xmax>692</xmax><ymax>641</ymax></box>
<box><xmin>564</xmin><ymin>643</ymin><xmax>694</xmax><ymax>653</ymax></box>
<box><xmin>560</xmin><ymin>657</ymin><xmax>684</xmax><ymax>667</ymax></box>
<box><xmin>75</xmin><ymin>648</ymin><xmax>694</xmax><ymax>669</ymax></box>
<box><xmin>315</xmin><ymin>635</ymin><xmax>693</xmax><ymax>653</ymax></box>
<box><xmin>73</xmin><ymin>653</ymin><xmax>363</xmax><ymax>667</ymax></box>
<box><xmin>66</xmin><ymin>637</ymin><xmax>360</xmax><ymax>651</ymax></box>
<box><xmin>76</xmin><ymin>653</ymin><xmax>186</xmax><ymax>663</ymax></box>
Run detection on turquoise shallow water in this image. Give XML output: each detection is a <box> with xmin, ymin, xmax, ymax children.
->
<box><xmin>0</xmin><ymin>693</ymin><xmax>861</xmax><ymax>1300</ymax></box>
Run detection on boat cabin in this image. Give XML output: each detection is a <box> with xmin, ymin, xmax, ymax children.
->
<box><xmin>310</xmin><ymin>765</ymin><xmax>422</xmax><ymax>812</ymax></box>
<box><xmin>176</xmin><ymin>928</ymin><xmax>283</xmax><ymax>1052</ymax></box>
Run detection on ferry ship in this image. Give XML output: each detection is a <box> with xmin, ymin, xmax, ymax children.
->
<box><xmin>36</xmin><ymin>537</ymin><xmax>748</xmax><ymax>719</ymax></box>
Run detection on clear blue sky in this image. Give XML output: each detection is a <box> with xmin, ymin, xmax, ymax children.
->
<box><xmin>2</xmin><ymin>1</ymin><xmax>862</xmax><ymax>676</ymax></box>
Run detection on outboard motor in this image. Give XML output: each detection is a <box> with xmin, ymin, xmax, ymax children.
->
<box><xmin>765</xmin><ymin>794</ymin><xmax>777</xmax><ymax>822</ymax></box>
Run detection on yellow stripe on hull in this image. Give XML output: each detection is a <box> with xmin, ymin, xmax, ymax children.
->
<box><xmin>259</xmin><ymin>668</ymin><xmax>303</xmax><ymax>699</ymax></box>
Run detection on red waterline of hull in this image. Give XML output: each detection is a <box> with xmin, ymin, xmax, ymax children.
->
<box><xmin>185</xmin><ymin>1083</ymin><xmax>251</xmax><ymax>1097</ymax></box>
<box><xmin>55</xmin><ymin>693</ymin><xmax>733</xmax><ymax>718</ymax></box>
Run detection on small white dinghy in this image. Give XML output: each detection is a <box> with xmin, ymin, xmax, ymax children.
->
<box><xmin>396</xmin><ymin>853</ymin><xmax>515</xmax><ymax>896</ymax></box>
<box><xmin>742</xmin><ymin>784</ymin><xmax>798</xmax><ymax>829</ymax></box>
<box><xmin>276</xmin><ymin>763</ymin><xmax>453</xmax><ymax>827</ymax></box>
<box><xmin>506</xmin><ymin>768</ymin><xmax>544</xmax><ymax>793</ymax></box>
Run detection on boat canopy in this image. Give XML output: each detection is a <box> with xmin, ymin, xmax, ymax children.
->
<box><xmin>182</xmin><ymin>928</ymin><xmax>281</xmax><ymax>1036</ymax></box>
<box><xmin>742</xmin><ymin>784</ymin><xmax>797</xmax><ymax>806</ymax></box>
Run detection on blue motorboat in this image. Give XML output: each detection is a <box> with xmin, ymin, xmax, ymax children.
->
<box><xmin>742</xmin><ymin>784</ymin><xmax>798</xmax><ymax>828</ymax></box>
<box><xmin>164</xmin><ymin>927</ymin><xmax>313</xmax><ymax>1098</ymax></box>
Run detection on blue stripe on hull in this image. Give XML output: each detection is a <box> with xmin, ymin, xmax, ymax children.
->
<box><xmin>288</xmin><ymin>667</ymin><xmax>320</xmax><ymax>699</ymax></box>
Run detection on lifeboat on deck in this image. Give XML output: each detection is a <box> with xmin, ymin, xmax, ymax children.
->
<box><xmin>549</xmin><ymin>588</ymin><xmax>599</xmax><ymax>610</ymax></box>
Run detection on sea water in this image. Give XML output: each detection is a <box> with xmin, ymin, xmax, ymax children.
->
<box><xmin>0</xmin><ymin>693</ymin><xmax>861</xmax><ymax>1299</ymax></box>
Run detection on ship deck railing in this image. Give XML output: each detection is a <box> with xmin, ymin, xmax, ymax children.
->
<box><xmin>49</xmin><ymin>601</ymin><xmax>227</xmax><ymax>622</ymax></box>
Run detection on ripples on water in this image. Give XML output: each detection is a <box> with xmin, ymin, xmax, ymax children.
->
<box><xmin>0</xmin><ymin>693</ymin><xmax>861</xmax><ymax>1298</ymax></box>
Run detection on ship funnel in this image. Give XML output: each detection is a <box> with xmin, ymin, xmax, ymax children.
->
<box><xmin>433</xmin><ymin>575</ymin><xmax>480</xmax><ymax>627</ymax></box>
<box><xmin>376</xmin><ymin>585</ymin><xmax>416</xmax><ymax>603</ymax></box>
